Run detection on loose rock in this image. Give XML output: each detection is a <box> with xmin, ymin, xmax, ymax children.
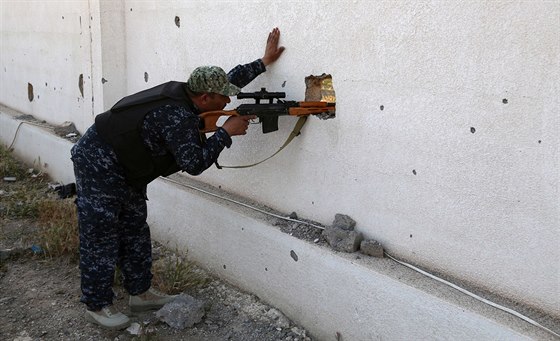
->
<box><xmin>156</xmin><ymin>294</ymin><xmax>206</xmax><ymax>329</ymax></box>
<box><xmin>360</xmin><ymin>239</ymin><xmax>384</xmax><ymax>258</ymax></box>
<box><xmin>332</xmin><ymin>214</ymin><xmax>356</xmax><ymax>231</ymax></box>
<box><xmin>322</xmin><ymin>227</ymin><xmax>363</xmax><ymax>253</ymax></box>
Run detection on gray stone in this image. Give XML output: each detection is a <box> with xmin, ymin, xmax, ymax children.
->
<box><xmin>156</xmin><ymin>294</ymin><xmax>206</xmax><ymax>329</ymax></box>
<box><xmin>53</xmin><ymin>121</ymin><xmax>79</xmax><ymax>137</ymax></box>
<box><xmin>360</xmin><ymin>239</ymin><xmax>384</xmax><ymax>258</ymax></box>
<box><xmin>322</xmin><ymin>227</ymin><xmax>363</xmax><ymax>253</ymax></box>
<box><xmin>332</xmin><ymin>213</ymin><xmax>356</xmax><ymax>231</ymax></box>
<box><xmin>265</xmin><ymin>308</ymin><xmax>291</xmax><ymax>329</ymax></box>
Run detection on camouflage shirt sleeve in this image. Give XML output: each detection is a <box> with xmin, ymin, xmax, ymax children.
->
<box><xmin>227</xmin><ymin>59</ymin><xmax>267</xmax><ymax>88</ymax></box>
<box><xmin>141</xmin><ymin>105</ymin><xmax>232</xmax><ymax>176</ymax></box>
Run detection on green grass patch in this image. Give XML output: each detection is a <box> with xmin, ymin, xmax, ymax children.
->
<box><xmin>152</xmin><ymin>250</ymin><xmax>209</xmax><ymax>294</ymax></box>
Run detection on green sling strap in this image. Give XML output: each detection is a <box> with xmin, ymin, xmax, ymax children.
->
<box><xmin>215</xmin><ymin>116</ymin><xmax>308</xmax><ymax>169</ymax></box>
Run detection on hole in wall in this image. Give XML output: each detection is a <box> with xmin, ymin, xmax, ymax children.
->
<box><xmin>78</xmin><ymin>74</ymin><xmax>84</xmax><ymax>97</ymax></box>
<box><xmin>28</xmin><ymin>83</ymin><xmax>34</xmax><ymax>102</ymax></box>
<box><xmin>175</xmin><ymin>16</ymin><xmax>180</xmax><ymax>28</ymax></box>
<box><xmin>290</xmin><ymin>250</ymin><xmax>298</xmax><ymax>262</ymax></box>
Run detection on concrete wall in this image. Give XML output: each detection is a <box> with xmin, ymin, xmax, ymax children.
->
<box><xmin>1</xmin><ymin>0</ymin><xmax>558</xmax><ymax>322</ymax></box>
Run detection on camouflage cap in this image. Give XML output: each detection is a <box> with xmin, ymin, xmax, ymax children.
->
<box><xmin>186</xmin><ymin>66</ymin><xmax>241</xmax><ymax>96</ymax></box>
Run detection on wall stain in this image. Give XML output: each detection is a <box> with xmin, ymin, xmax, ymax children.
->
<box><xmin>78</xmin><ymin>74</ymin><xmax>84</xmax><ymax>97</ymax></box>
<box><xmin>175</xmin><ymin>16</ymin><xmax>180</xmax><ymax>28</ymax></box>
<box><xmin>27</xmin><ymin>83</ymin><xmax>34</xmax><ymax>102</ymax></box>
<box><xmin>290</xmin><ymin>250</ymin><xmax>298</xmax><ymax>262</ymax></box>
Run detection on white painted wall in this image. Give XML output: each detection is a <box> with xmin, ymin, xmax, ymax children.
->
<box><xmin>1</xmin><ymin>0</ymin><xmax>558</xmax><ymax>319</ymax></box>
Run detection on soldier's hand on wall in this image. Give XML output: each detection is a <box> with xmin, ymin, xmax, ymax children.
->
<box><xmin>262</xmin><ymin>27</ymin><xmax>285</xmax><ymax>66</ymax></box>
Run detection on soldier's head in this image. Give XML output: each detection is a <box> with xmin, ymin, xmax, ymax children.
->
<box><xmin>187</xmin><ymin>66</ymin><xmax>239</xmax><ymax>112</ymax></box>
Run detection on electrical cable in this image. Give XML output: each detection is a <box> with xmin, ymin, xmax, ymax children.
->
<box><xmin>161</xmin><ymin>176</ymin><xmax>559</xmax><ymax>338</ymax></box>
<box><xmin>8</xmin><ymin>120</ymin><xmax>51</xmax><ymax>150</ymax></box>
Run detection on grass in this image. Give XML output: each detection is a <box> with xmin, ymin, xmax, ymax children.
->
<box><xmin>37</xmin><ymin>198</ymin><xmax>79</xmax><ymax>260</ymax></box>
<box><xmin>0</xmin><ymin>146</ymin><xmax>49</xmax><ymax>219</ymax></box>
<box><xmin>152</xmin><ymin>250</ymin><xmax>209</xmax><ymax>294</ymax></box>
<box><xmin>1</xmin><ymin>143</ymin><xmax>206</xmax><ymax>293</ymax></box>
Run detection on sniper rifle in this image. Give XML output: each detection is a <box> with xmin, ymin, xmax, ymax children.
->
<box><xmin>199</xmin><ymin>88</ymin><xmax>336</xmax><ymax>134</ymax></box>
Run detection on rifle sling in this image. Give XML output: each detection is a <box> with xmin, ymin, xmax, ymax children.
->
<box><xmin>215</xmin><ymin>116</ymin><xmax>308</xmax><ymax>169</ymax></box>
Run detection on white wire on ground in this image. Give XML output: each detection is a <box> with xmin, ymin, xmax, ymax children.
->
<box><xmin>161</xmin><ymin>176</ymin><xmax>559</xmax><ymax>338</ymax></box>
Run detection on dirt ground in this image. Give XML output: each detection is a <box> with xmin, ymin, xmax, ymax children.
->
<box><xmin>0</xmin><ymin>217</ymin><xmax>314</xmax><ymax>341</ymax></box>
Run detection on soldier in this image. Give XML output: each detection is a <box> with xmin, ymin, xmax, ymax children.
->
<box><xmin>71</xmin><ymin>28</ymin><xmax>285</xmax><ymax>329</ymax></box>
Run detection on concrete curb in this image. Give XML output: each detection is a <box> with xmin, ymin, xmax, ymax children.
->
<box><xmin>1</xmin><ymin>108</ymin><xmax>556</xmax><ymax>340</ymax></box>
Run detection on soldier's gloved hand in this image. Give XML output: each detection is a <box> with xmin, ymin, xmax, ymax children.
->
<box><xmin>222</xmin><ymin>115</ymin><xmax>256</xmax><ymax>136</ymax></box>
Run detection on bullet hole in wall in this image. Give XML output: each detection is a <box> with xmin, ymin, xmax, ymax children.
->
<box><xmin>223</xmin><ymin>265</ymin><xmax>226</xmax><ymax>269</ymax></box>
<box><xmin>502</xmin><ymin>98</ymin><xmax>508</xmax><ymax>104</ymax></box>
<box><xmin>290</xmin><ymin>250</ymin><xmax>298</xmax><ymax>262</ymax></box>
<box><xmin>144</xmin><ymin>72</ymin><xmax>149</xmax><ymax>82</ymax></box>
<box><xmin>410</xmin><ymin>234</ymin><xmax>413</xmax><ymax>238</ymax></box>
<box><xmin>62</xmin><ymin>16</ymin><xmax>64</xmax><ymax>19</ymax></box>
<box><xmin>470</xmin><ymin>127</ymin><xmax>476</xmax><ymax>134</ymax></box>
<box><xmin>175</xmin><ymin>16</ymin><xmax>180</xmax><ymax>28</ymax></box>
<box><xmin>265</xmin><ymin>267</ymin><xmax>268</xmax><ymax>271</ymax></box>
<box><xmin>28</xmin><ymin>83</ymin><xmax>34</xmax><ymax>102</ymax></box>
<box><xmin>412</xmin><ymin>169</ymin><xmax>417</xmax><ymax>175</ymax></box>
<box><xmin>380</xmin><ymin>105</ymin><xmax>384</xmax><ymax>111</ymax></box>
<box><xmin>281</xmin><ymin>80</ymin><xmax>286</xmax><ymax>88</ymax></box>
<box><xmin>102</xmin><ymin>78</ymin><xmax>108</xmax><ymax>84</ymax></box>
<box><xmin>78</xmin><ymin>74</ymin><xmax>84</xmax><ymax>97</ymax></box>
<box><xmin>538</xmin><ymin>140</ymin><xmax>542</xmax><ymax>144</ymax></box>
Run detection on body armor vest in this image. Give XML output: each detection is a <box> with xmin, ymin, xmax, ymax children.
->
<box><xmin>95</xmin><ymin>81</ymin><xmax>195</xmax><ymax>188</ymax></box>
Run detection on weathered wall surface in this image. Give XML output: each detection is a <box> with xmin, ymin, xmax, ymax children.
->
<box><xmin>1</xmin><ymin>0</ymin><xmax>558</xmax><ymax>319</ymax></box>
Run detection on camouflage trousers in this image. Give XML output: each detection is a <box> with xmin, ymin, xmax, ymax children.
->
<box><xmin>70</xmin><ymin>125</ymin><xmax>152</xmax><ymax>311</ymax></box>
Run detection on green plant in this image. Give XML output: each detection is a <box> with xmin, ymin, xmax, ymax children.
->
<box><xmin>152</xmin><ymin>250</ymin><xmax>208</xmax><ymax>294</ymax></box>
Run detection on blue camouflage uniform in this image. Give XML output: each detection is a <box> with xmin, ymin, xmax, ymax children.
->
<box><xmin>71</xmin><ymin>60</ymin><xmax>266</xmax><ymax>311</ymax></box>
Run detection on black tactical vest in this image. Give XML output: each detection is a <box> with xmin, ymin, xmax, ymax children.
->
<box><xmin>95</xmin><ymin>81</ymin><xmax>195</xmax><ymax>188</ymax></box>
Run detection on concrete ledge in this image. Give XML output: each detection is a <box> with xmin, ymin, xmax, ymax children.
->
<box><xmin>1</xmin><ymin>107</ymin><xmax>557</xmax><ymax>340</ymax></box>
<box><xmin>148</xmin><ymin>175</ymin><xmax>556</xmax><ymax>341</ymax></box>
<box><xmin>0</xmin><ymin>107</ymin><xmax>75</xmax><ymax>184</ymax></box>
